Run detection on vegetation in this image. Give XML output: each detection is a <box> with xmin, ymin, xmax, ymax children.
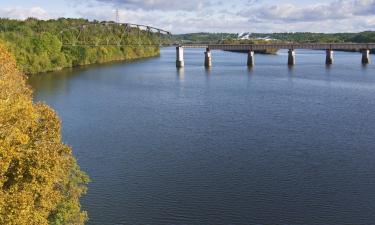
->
<box><xmin>245</xmin><ymin>31</ymin><xmax>375</xmax><ymax>43</ymax></box>
<box><xmin>173</xmin><ymin>31</ymin><xmax>375</xmax><ymax>44</ymax></box>
<box><xmin>0</xmin><ymin>42</ymin><xmax>89</xmax><ymax>224</ymax></box>
<box><xmin>173</xmin><ymin>32</ymin><xmax>238</xmax><ymax>44</ymax></box>
<box><xmin>221</xmin><ymin>39</ymin><xmax>279</xmax><ymax>54</ymax></box>
<box><xmin>0</xmin><ymin>18</ymin><xmax>161</xmax><ymax>74</ymax></box>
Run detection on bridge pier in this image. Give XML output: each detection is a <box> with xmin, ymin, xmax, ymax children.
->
<box><xmin>176</xmin><ymin>46</ymin><xmax>184</xmax><ymax>68</ymax></box>
<box><xmin>288</xmin><ymin>49</ymin><xmax>296</xmax><ymax>66</ymax></box>
<box><xmin>362</xmin><ymin>49</ymin><xmax>370</xmax><ymax>64</ymax></box>
<box><xmin>205</xmin><ymin>48</ymin><xmax>212</xmax><ymax>68</ymax></box>
<box><xmin>326</xmin><ymin>49</ymin><xmax>334</xmax><ymax>65</ymax></box>
<box><xmin>247</xmin><ymin>50</ymin><xmax>255</xmax><ymax>67</ymax></box>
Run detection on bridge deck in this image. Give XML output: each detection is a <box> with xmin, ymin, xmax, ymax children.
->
<box><xmin>179</xmin><ymin>43</ymin><xmax>375</xmax><ymax>50</ymax></box>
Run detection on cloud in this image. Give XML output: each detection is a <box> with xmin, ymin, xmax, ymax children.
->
<box><xmin>240</xmin><ymin>0</ymin><xmax>375</xmax><ymax>23</ymax></box>
<box><xmin>72</xmin><ymin>0</ymin><xmax>375</xmax><ymax>33</ymax></box>
<box><xmin>0</xmin><ymin>6</ymin><xmax>52</xmax><ymax>20</ymax></box>
<box><xmin>1</xmin><ymin>0</ymin><xmax>374</xmax><ymax>33</ymax></box>
<box><xmin>80</xmin><ymin>0</ymin><xmax>212</xmax><ymax>11</ymax></box>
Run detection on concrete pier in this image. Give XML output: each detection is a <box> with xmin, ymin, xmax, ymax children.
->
<box><xmin>247</xmin><ymin>50</ymin><xmax>255</xmax><ymax>67</ymax></box>
<box><xmin>205</xmin><ymin>48</ymin><xmax>212</xmax><ymax>68</ymax></box>
<box><xmin>362</xmin><ymin>49</ymin><xmax>370</xmax><ymax>64</ymax></box>
<box><xmin>176</xmin><ymin>46</ymin><xmax>184</xmax><ymax>68</ymax></box>
<box><xmin>288</xmin><ymin>49</ymin><xmax>296</xmax><ymax>66</ymax></box>
<box><xmin>326</xmin><ymin>49</ymin><xmax>334</xmax><ymax>65</ymax></box>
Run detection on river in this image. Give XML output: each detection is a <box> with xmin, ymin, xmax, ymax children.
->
<box><xmin>29</xmin><ymin>48</ymin><xmax>375</xmax><ymax>225</ymax></box>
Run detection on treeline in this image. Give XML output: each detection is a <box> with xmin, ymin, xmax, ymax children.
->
<box><xmin>0</xmin><ymin>18</ymin><xmax>160</xmax><ymax>74</ymax></box>
<box><xmin>246</xmin><ymin>31</ymin><xmax>375</xmax><ymax>43</ymax></box>
<box><xmin>173</xmin><ymin>32</ymin><xmax>238</xmax><ymax>44</ymax></box>
<box><xmin>0</xmin><ymin>42</ymin><xmax>89</xmax><ymax>224</ymax></box>
<box><xmin>221</xmin><ymin>39</ymin><xmax>279</xmax><ymax>54</ymax></box>
<box><xmin>173</xmin><ymin>31</ymin><xmax>375</xmax><ymax>44</ymax></box>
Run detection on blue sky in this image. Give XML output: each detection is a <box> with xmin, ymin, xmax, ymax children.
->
<box><xmin>0</xmin><ymin>0</ymin><xmax>374</xmax><ymax>33</ymax></box>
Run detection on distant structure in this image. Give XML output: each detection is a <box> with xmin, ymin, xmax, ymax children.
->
<box><xmin>175</xmin><ymin>43</ymin><xmax>374</xmax><ymax>68</ymax></box>
<box><xmin>115</xmin><ymin>9</ymin><xmax>120</xmax><ymax>23</ymax></box>
<box><xmin>59</xmin><ymin>22</ymin><xmax>171</xmax><ymax>47</ymax></box>
<box><xmin>238</xmin><ymin>32</ymin><xmax>276</xmax><ymax>41</ymax></box>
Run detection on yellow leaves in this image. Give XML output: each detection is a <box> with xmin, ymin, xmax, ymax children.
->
<box><xmin>3</xmin><ymin>127</ymin><xmax>30</xmax><ymax>145</ymax></box>
<box><xmin>0</xmin><ymin>41</ymin><xmax>88</xmax><ymax>224</ymax></box>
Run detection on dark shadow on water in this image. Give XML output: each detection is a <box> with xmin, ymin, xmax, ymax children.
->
<box><xmin>287</xmin><ymin>65</ymin><xmax>295</xmax><ymax>76</ymax></box>
<box><xmin>361</xmin><ymin>63</ymin><xmax>369</xmax><ymax>71</ymax></box>
<box><xmin>247</xmin><ymin>66</ymin><xmax>254</xmax><ymax>75</ymax></box>
<box><xmin>325</xmin><ymin>64</ymin><xmax>333</xmax><ymax>77</ymax></box>
<box><xmin>204</xmin><ymin>67</ymin><xmax>212</xmax><ymax>76</ymax></box>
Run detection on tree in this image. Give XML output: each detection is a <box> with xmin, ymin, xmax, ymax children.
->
<box><xmin>0</xmin><ymin>42</ymin><xmax>89</xmax><ymax>225</ymax></box>
<box><xmin>0</xmin><ymin>18</ymin><xmax>161</xmax><ymax>74</ymax></box>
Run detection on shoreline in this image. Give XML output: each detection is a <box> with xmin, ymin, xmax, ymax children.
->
<box><xmin>27</xmin><ymin>51</ymin><xmax>160</xmax><ymax>76</ymax></box>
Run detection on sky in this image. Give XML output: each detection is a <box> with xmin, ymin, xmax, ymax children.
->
<box><xmin>0</xmin><ymin>0</ymin><xmax>374</xmax><ymax>34</ymax></box>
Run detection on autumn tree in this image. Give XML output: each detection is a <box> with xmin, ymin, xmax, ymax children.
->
<box><xmin>0</xmin><ymin>42</ymin><xmax>89</xmax><ymax>224</ymax></box>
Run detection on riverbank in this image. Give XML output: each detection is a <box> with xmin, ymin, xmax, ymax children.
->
<box><xmin>32</xmin><ymin>46</ymin><xmax>161</xmax><ymax>75</ymax></box>
<box><xmin>0</xmin><ymin>42</ymin><xmax>88</xmax><ymax>225</ymax></box>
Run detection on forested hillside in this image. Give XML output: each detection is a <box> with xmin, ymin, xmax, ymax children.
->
<box><xmin>0</xmin><ymin>18</ymin><xmax>160</xmax><ymax>74</ymax></box>
<box><xmin>0</xmin><ymin>42</ymin><xmax>89</xmax><ymax>224</ymax></box>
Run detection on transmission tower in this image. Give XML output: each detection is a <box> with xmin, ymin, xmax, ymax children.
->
<box><xmin>115</xmin><ymin>9</ymin><xmax>120</xmax><ymax>23</ymax></box>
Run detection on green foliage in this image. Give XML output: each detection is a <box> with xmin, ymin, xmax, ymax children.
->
<box><xmin>173</xmin><ymin>32</ymin><xmax>238</xmax><ymax>44</ymax></box>
<box><xmin>350</xmin><ymin>31</ymin><xmax>375</xmax><ymax>43</ymax></box>
<box><xmin>0</xmin><ymin>18</ymin><xmax>160</xmax><ymax>74</ymax></box>
<box><xmin>0</xmin><ymin>43</ymin><xmax>88</xmax><ymax>224</ymax></box>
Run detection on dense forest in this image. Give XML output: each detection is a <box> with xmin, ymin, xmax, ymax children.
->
<box><xmin>0</xmin><ymin>42</ymin><xmax>89</xmax><ymax>224</ymax></box>
<box><xmin>0</xmin><ymin>18</ymin><xmax>161</xmax><ymax>74</ymax></box>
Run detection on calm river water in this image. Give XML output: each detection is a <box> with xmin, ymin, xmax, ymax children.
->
<box><xmin>29</xmin><ymin>48</ymin><xmax>375</xmax><ymax>225</ymax></box>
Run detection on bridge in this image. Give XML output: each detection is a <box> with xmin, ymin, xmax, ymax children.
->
<box><xmin>60</xmin><ymin>22</ymin><xmax>171</xmax><ymax>47</ymax></box>
<box><xmin>58</xmin><ymin>23</ymin><xmax>374</xmax><ymax>67</ymax></box>
<box><xmin>175</xmin><ymin>43</ymin><xmax>375</xmax><ymax>68</ymax></box>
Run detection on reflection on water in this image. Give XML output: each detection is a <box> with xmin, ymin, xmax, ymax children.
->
<box><xmin>176</xmin><ymin>68</ymin><xmax>185</xmax><ymax>81</ymax></box>
<box><xmin>29</xmin><ymin>48</ymin><xmax>375</xmax><ymax>225</ymax></box>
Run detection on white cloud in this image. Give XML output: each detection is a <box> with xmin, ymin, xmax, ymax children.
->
<box><xmin>70</xmin><ymin>0</ymin><xmax>375</xmax><ymax>33</ymax></box>
<box><xmin>0</xmin><ymin>6</ymin><xmax>52</xmax><ymax>20</ymax></box>
<box><xmin>77</xmin><ymin>0</ymin><xmax>212</xmax><ymax>11</ymax></box>
<box><xmin>1</xmin><ymin>0</ymin><xmax>374</xmax><ymax>33</ymax></box>
<box><xmin>240</xmin><ymin>0</ymin><xmax>375</xmax><ymax>23</ymax></box>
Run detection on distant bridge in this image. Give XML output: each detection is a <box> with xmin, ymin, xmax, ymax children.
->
<box><xmin>60</xmin><ymin>22</ymin><xmax>171</xmax><ymax>47</ymax></box>
<box><xmin>175</xmin><ymin>43</ymin><xmax>375</xmax><ymax>67</ymax></box>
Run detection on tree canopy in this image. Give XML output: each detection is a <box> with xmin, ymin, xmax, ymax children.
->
<box><xmin>0</xmin><ymin>42</ymin><xmax>89</xmax><ymax>224</ymax></box>
<box><xmin>0</xmin><ymin>18</ymin><xmax>161</xmax><ymax>74</ymax></box>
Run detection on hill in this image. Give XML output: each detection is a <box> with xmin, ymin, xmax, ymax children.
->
<box><xmin>0</xmin><ymin>18</ymin><xmax>161</xmax><ymax>74</ymax></box>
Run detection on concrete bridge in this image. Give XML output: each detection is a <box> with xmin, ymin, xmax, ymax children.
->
<box><xmin>175</xmin><ymin>43</ymin><xmax>375</xmax><ymax>68</ymax></box>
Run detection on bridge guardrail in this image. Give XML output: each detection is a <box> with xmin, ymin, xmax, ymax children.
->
<box><xmin>178</xmin><ymin>43</ymin><xmax>375</xmax><ymax>50</ymax></box>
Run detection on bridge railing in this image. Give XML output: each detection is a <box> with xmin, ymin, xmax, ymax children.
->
<box><xmin>59</xmin><ymin>22</ymin><xmax>171</xmax><ymax>47</ymax></box>
<box><xmin>175</xmin><ymin>43</ymin><xmax>373</xmax><ymax>68</ymax></box>
<box><xmin>179</xmin><ymin>43</ymin><xmax>375</xmax><ymax>50</ymax></box>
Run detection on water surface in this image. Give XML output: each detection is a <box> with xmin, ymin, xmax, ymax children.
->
<box><xmin>29</xmin><ymin>48</ymin><xmax>375</xmax><ymax>225</ymax></box>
